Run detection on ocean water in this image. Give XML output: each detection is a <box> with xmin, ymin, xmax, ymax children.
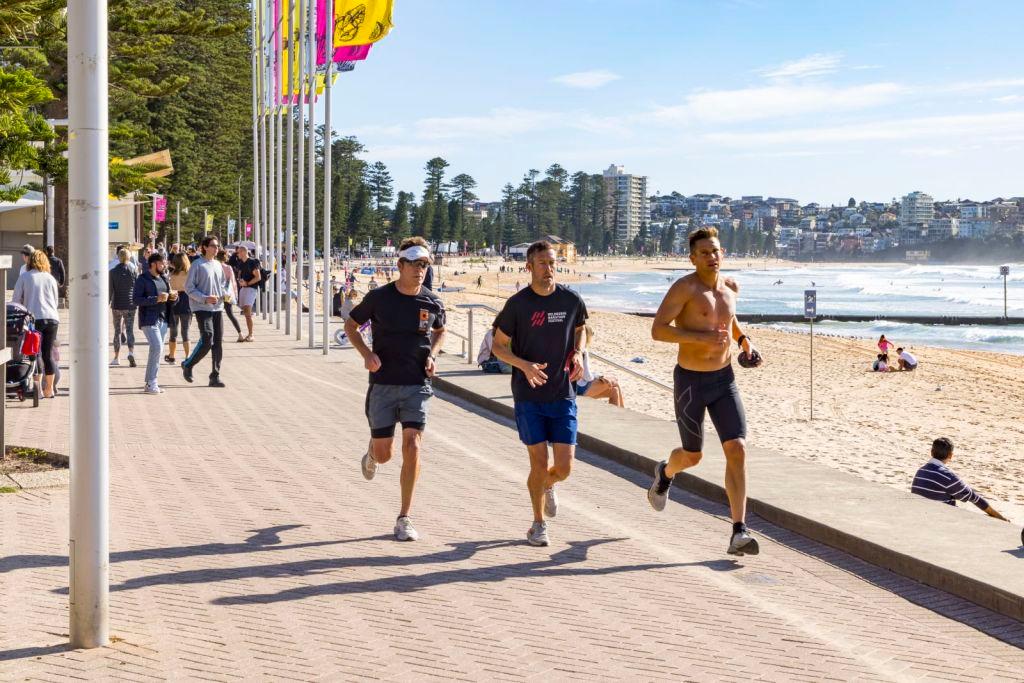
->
<box><xmin>570</xmin><ymin>263</ymin><xmax>1024</xmax><ymax>355</ymax></box>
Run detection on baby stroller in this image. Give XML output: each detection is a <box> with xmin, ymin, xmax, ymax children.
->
<box><xmin>5</xmin><ymin>302</ymin><xmax>41</xmax><ymax>407</ymax></box>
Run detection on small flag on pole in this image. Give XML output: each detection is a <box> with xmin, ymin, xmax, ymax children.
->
<box><xmin>205</xmin><ymin>213</ymin><xmax>214</xmax><ymax>231</ymax></box>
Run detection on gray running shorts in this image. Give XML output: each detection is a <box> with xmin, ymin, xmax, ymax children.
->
<box><xmin>365</xmin><ymin>383</ymin><xmax>433</xmax><ymax>438</ymax></box>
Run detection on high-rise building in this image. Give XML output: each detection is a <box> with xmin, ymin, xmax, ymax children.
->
<box><xmin>602</xmin><ymin>164</ymin><xmax>649</xmax><ymax>247</ymax></box>
<box><xmin>899</xmin><ymin>191</ymin><xmax>934</xmax><ymax>244</ymax></box>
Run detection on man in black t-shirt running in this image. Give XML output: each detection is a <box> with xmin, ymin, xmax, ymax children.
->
<box><xmin>492</xmin><ymin>241</ymin><xmax>588</xmax><ymax>547</ymax></box>
<box><xmin>345</xmin><ymin>237</ymin><xmax>446</xmax><ymax>542</ymax></box>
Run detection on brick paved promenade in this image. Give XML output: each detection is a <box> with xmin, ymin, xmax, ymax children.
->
<box><xmin>2</xmin><ymin>316</ymin><xmax>1023</xmax><ymax>681</ymax></box>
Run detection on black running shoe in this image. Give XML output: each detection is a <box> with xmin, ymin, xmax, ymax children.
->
<box><xmin>182</xmin><ymin>364</ymin><xmax>193</xmax><ymax>383</ymax></box>
<box><xmin>727</xmin><ymin>529</ymin><xmax>760</xmax><ymax>556</ymax></box>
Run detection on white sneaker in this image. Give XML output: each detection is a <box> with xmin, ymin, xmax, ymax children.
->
<box><xmin>527</xmin><ymin>521</ymin><xmax>550</xmax><ymax>547</ymax></box>
<box><xmin>394</xmin><ymin>516</ymin><xmax>419</xmax><ymax>541</ymax></box>
<box><xmin>544</xmin><ymin>486</ymin><xmax>558</xmax><ymax>518</ymax></box>
<box><xmin>109</xmin><ymin>358</ymin><xmax>120</xmax><ymax>367</ymax></box>
<box><xmin>144</xmin><ymin>385</ymin><xmax>163</xmax><ymax>394</ymax></box>
<box><xmin>361</xmin><ymin>449</ymin><xmax>378</xmax><ymax>480</ymax></box>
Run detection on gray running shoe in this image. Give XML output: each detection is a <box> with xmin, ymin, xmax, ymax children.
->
<box><xmin>647</xmin><ymin>460</ymin><xmax>672</xmax><ymax>512</ymax></box>
<box><xmin>527</xmin><ymin>521</ymin><xmax>550</xmax><ymax>547</ymax></box>
<box><xmin>727</xmin><ymin>529</ymin><xmax>760</xmax><ymax>556</ymax></box>
<box><xmin>394</xmin><ymin>516</ymin><xmax>419</xmax><ymax>541</ymax></box>
<box><xmin>544</xmin><ymin>486</ymin><xmax>558</xmax><ymax>518</ymax></box>
<box><xmin>109</xmin><ymin>358</ymin><xmax>120</xmax><ymax>367</ymax></box>
<box><xmin>361</xmin><ymin>449</ymin><xmax>378</xmax><ymax>481</ymax></box>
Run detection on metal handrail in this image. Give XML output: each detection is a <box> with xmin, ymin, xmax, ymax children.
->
<box><xmin>454</xmin><ymin>302</ymin><xmax>672</xmax><ymax>393</ymax></box>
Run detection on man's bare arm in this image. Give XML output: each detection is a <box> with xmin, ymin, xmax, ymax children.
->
<box><xmin>345</xmin><ymin>317</ymin><xmax>372</xmax><ymax>359</ymax></box>
<box><xmin>651</xmin><ymin>280</ymin><xmax>722</xmax><ymax>345</ymax></box>
<box><xmin>491</xmin><ymin>327</ymin><xmax>549</xmax><ymax>387</ymax></box>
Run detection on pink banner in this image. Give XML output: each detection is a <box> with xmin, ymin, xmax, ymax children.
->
<box><xmin>154</xmin><ymin>195</ymin><xmax>167</xmax><ymax>222</ymax></box>
<box><xmin>245</xmin><ymin>222</ymin><xmax>253</xmax><ymax>237</ymax></box>
<box><xmin>315</xmin><ymin>0</ymin><xmax>373</xmax><ymax>66</ymax></box>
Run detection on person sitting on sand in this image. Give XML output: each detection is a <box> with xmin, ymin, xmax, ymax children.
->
<box><xmin>896</xmin><ymin>347</ymin><xmax>918</xmax><ymax>371</ymax></box>
<box><xmin>911</xmin><ymin>438</ymin><xmax>1009</xmax><ymax>521</ymax></box>
<box><xmin>872</xmin><ymin>353</ymin><xmax>891</xmax><ymax>372</ymax></box>
<box><xmin>878</xmin><ymin>334</ymin><xmax>895</xmax><ymax>355</ymax></box>
<box><xmin>574</xmin><ymin>325</ymin><xmax>623</xmax><ymax>407</ymax></box>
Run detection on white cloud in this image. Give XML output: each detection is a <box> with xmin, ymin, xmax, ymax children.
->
<box><xmin>413</xmin><ymin>108</ymin><xmax>561</xmax><ymax>140</ymax></box>
<box><xmin>647</xmin><ymin>82</ymin><xmax>906</xmax><ymax>125</ymax></box>
<box><xmin>551</xmin><ymin>69</ymin><xmax>622</xmax><ymax>89</ymax></box>
<box><xmin>703</xmin><ymin>111</ymin><xmax>1024</xmax><ymax>147</ymax></box>
<box><xmin>363</xmin><ymin>144</ymin><xmax>452</xmax><ymax>160</ymax></box>
<box><xmin>349</xmin><ymin>124</ymin><xmax>407</xmax><ymax>137</ymax></box>
<box><xmin>759</xmin><ymin>53</ymin><xmax>843</xmax><ymax>79</ymax></box>
<box><xmin>942</xmin><ymin>78</ymin><xmax>1024</xmax><ymax>93</ymax></box>
<box><xmin>993</xmin><ymin>94</ymin><xmax>1024</xmax><ymax>103</ymax></box>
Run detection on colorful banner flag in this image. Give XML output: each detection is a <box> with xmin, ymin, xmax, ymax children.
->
<box><xmin>245</xmin><ymin>222</ymin><xmax>253</xmax><ymax>237</ymax></box>
<box><xmin>154</xmin><ymin>195</ymin><xmax>167</xmax><ymax>222</ymax></box>
<box><xmin>205</xmin><ymin>213</ymin><xmax>214</xmax><ymax>232</ymax></box>
<box><xmin>315</xmin><ymin>0</ymin><xmax>393</xmax><ymax>66</ymax></box>
<box><xmin>228</xmin><ymin>218</ymin><xmax>237</xmax><ymax>238</ymax></box>
<box><xmin>278</xmin><ymin>0</ymin><xmax>303</xmax><ymax>103</ymax></box>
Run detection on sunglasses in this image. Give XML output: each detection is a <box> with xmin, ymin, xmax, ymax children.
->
<box><xmin>401</xmin><ymin>259</ymin><xmax>430</xmax><ymax>269</ymax></box>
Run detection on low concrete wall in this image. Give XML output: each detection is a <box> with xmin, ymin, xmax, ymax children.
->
<box><xmin>433</xmin><ymin>357</ymin><xmax>1024</xmax><ymax>622</ymax></box>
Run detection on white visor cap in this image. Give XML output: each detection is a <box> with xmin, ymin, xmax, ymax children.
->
<box><xmin>398</xmin><ymin>245</ymin><xmax>432</xmax><ymax>263</ymax></box>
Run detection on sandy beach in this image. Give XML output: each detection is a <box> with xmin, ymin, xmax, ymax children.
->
<box><xmin>402</xmin><ymin>256</ymin><xmax>1024</xmax><ymax>525</ymax></box>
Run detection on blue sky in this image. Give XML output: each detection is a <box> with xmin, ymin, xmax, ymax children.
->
<box><xmin>326</xmin><ymin>0</ymin><xmax>1024</xmax><ymax>205</ymax></box>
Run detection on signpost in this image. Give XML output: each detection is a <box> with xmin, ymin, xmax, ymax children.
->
<box><xmin>805</xmin><ymin>289</ymin><xmax>816</xmax><ymax>421</ymax></box>
<box><xmin>1000</xmin><ymin>265</ymin><xmax>1010</xmax><ymax>319</ymax></box>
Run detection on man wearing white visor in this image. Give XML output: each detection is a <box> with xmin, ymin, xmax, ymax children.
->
<box><xmin>345</xmin><ymin>236</ymin><xmax>446</xmax><ymax>541</ymax></box>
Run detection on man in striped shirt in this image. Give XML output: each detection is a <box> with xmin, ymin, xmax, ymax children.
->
<box><xmin>911</xmin><ymin>438</ymin><xmax>1009</xmax><ymax>521</ymax></box>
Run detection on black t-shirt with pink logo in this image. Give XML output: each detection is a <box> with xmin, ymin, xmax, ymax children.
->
<box><xmin>494</xmin><ymin>284</ymin><xmax>588</xmax><ymax>403</ymax></box>
<box><xmin>349</xmin><ymin>282</ymin><xmax>445</xmax><ymax>386</ymax></box>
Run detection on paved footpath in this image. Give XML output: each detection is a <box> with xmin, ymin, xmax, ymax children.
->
<box><xmin>2</xmin><ymin>315</ymin><xmax>1023</xmax><ymax>681</ymax></box>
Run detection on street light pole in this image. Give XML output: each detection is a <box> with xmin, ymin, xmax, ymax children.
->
<box><xmin>284</xmin><ymin>4</ymin><xmax>294</xmax><ymax>336</ymax></box>
<box><xmin>68</xmin><ymin>0</ymin><xmax>109</xmax><ymax>649</ymax></box>
<box><xmin>294</xmin><ymin>0</ymin><xmax>305</xmax><ymax>341</ymax></box>
<box><xmin>176</xmin><ymin>201</ymin><xmax>181</xmax><ymax>247</ymax></box>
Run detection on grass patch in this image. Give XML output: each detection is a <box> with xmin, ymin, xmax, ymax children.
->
<box><xmin>0</xmin><ymin>486</ymin><xmax>19</xmax><ymax>494</ymax></box>
<box><xmin>1</xmin><ymin>445</ymin><xmax>68</xmax><ymax>474</ymax></box>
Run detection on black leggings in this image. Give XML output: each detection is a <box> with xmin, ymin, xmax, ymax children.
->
<box><xmin>35</xmin><ymin>319</ymin><xmax>59</xmax><ymax>375</ymax></box>
<box><xmin>224</xmin><ymin>303</ymin><xmax>241</xmax><ymax>334</ymax></box>
<box><xmin>169</xmin><ymin>311</ymin><xmax>191</xmax><ymax>343</ymax></box>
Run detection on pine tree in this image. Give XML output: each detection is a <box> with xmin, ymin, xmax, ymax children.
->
<box><xmin>447</xmin><ymin>172</ymin><xmax>477</xmax><ymax>242</ymax></box>
<box><xmin>392</xmin><ymin>190</ymin><xmax>412</xmax><ymax>238</ymax></box>
<box><xmin>366</xmin><ymin>160</ymin><xmax>394</xmax><ymax>235</ymax></box>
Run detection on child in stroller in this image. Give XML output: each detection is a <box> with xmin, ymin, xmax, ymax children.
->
<box><xmin>5</xmin><ymin>302</ymin><xmax>42</xmax><ymax>405</ymax></box>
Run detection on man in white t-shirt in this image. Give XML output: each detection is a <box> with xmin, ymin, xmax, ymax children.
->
<box><xmin>896</xmin><ymin>347</ymin><xmax>918</xmax><ymax>371</ymax></box>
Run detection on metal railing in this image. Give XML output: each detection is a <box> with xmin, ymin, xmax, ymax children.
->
<box><xmin>454</xmin><ymin>303</ymin><xmax>672</xmax><ymax>393</ymax></box>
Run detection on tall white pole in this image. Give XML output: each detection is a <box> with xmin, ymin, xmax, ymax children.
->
<box><xmin>150</xmin><ymin>196</ymin><xmax>157</xmax><ymax>247</ymax></box>
<box><xmin>175</xmin><ymin>201</ymin><xmax>180</xmax><ymax>247</ymax></box>
<box><xmin>284</xmin><ymin>3</ymin><xmax>294</xmax><ymax>336</ymax></box>
<box><xmin>68</xmin><ymin>0</ymin><xmax>109</xmax><ymax>649</ymax></box>
<box><xmin>276</xmin><ymin>104</ymin><xmax>284</xmax><ymax>330</ymax></box>
<box><xmin>295</xmin><ymin>0</ymin><xmax>305</xmax><ymax>341</ymax></box>
<box><xmin>306</xmin><ymin>0</ymin><xmax>316</xmax><ymax>347</ymax></box>
<box><xmin>250</xmin><ymin>0</ymin><xmax>260</xmax><ymax>283</ymax></box>
<box><xmin>322</xmin><ymin>0</ymin><xmax>333</xmax><ymax>355</ymax></box>
<box><xmin>259</xmin><ymin>0</ymin><xmax>270</xmax><ymax>319</ymax></box>
<box><xmin>45</xmin><ymin>177</ymin><xmax>55</xmax><ymax>246</ymax></box>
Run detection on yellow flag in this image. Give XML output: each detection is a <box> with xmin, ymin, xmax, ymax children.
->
<box><xmin>333</xmin><ymin>0</ymin><xmax>394</xmax><ymax>48</ymax></box>
<box><xmin>205</xmin><ymin>213</ymin><xmax>214</xmax><ymax>231</ymax></box>
<box><xmin>280</xmin><ymin>0</ymin><xmax>302</xmax><ymax>101</ymax></box>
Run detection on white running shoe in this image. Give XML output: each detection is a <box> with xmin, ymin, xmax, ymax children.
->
<box><xmin>361</xmin><ymin>449</ymin><xmax>378</xmax><ymax>481</ymax></box>
<box><xmin>143</xmin><ymin>385</ymin><xmax>163</xmax><ymax>395</ymax></box>
<box><xmin>394</xmin><ymin>516</ymin><xmax>419</xmax><ymax>541</ymax></box>
<box><xmin>727</xmin><ymin>529</ymin><xmax>760</xmax><ymax>556</ymax></box>
<box><xmin>544</xmin><ymin>486</ymin><xmax>558</xmax><ymax>518</ymax></box>
<box><xmin>527</xmin><ymin>521</ymin><xmax>550</xmax><ymax>547</ymax></box>
<box><xmin>647</xmin><ymin>461</ymin><xmax>671</xmax><ymax>512</ymax></box>
<box><xmin>109</xmin><ymin>358</ymin><xmax>120</xmax><ymax>367</ymax></box>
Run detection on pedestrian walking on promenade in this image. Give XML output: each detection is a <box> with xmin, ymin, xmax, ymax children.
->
<box><xmin>133</xmin><ymin>252</ymin><xmax>172</xmax><ymax>394</ymax></box>
<box><xmin>647</xmin><ymin>227</ymin><xmax>762</xmax><ymax>556</ymax></box>
<box><xmin>182</xmin><ymin>236</ymin><xmax>229</xmax><ymax>387</ymax></box>
<box><xmin>216</xmin><ymin>249</ymin><xmax>244</xmax><ymax>343</ymax></box>
<box><xmin>345</xmin><ymin>236</ymin><xmax>446</xmax><ymax>542</ymax></box>
<box><xmin>490</xmin><ymin>240</ymin><xmax>589</xmax><ymax>547</ymax></box>
<box><xmin>12</xmin><ymin>250</ymin><xmax>61</xmax><ymax>398</ymax></box>
<box><xmin>166</xmin><ymin>252</ymin><xmax>192</xmax><ymax>364</ymax></box>
<box><xmin>109</xmin><ymin>248</ymin><xmax>138</xmax><ymax>368</ymax></box>
<box><xmin>230</xmin><ymin>245</ymin><xmax>261</xmax><ymax>341</ymax></box>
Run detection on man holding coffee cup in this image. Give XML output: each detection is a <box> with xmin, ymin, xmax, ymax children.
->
<box><xmin>132</xmin><ymin>252</ymin><xmax>173</xmax><ymax>394</ymax></box>
<box><xmin>182</xmin><ymin>235</ymin><xmax>230</xmax><ymax>387</ymax></box>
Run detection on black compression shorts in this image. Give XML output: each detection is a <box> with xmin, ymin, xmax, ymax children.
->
<box><xmin>673</xmin><ymin>365</ymin><xmax>747</xmax><ymax>452</ymax></box>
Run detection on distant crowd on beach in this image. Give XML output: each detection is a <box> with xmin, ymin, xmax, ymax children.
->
<box><xmin>872</xmin><ymin>334</ymin><xmax>918</xmax><ymax>372</ymax></box>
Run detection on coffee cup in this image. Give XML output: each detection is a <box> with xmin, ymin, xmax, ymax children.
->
<box><xmin>223</xmin><ymin>294</ymin><xmax>233</xmax><ymax>304</ymax></box>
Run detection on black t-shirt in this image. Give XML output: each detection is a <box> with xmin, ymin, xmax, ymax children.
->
<box><xmin>232</xmin><ymin>256</ymin><xmax>261</xmax><ymax>287</ymax></box>
<box><xmin>348</xmin><ymin>282</ymin><xmax>445</xmax><ymax>386</ymax></box>
<box><xmin>494</xmin><ymin>284</ymin><xmax>588</xmax><ymax>403</ymax></box>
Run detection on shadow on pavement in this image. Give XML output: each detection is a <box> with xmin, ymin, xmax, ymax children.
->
<box><xmin>0</xmin><ymin>643</ymin><xmax>69</xmax><ymax>663</ymax></box>
<box><xmin>209</xmin><ymin>537</ymin><xmax>727</xmax><ymax>606</ymax></box>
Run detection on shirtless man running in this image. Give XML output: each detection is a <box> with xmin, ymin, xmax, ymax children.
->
<box><xmin>646</xmin><ymin>227</ymin><xmax>761</xmax><ymax>556</ymax></box>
